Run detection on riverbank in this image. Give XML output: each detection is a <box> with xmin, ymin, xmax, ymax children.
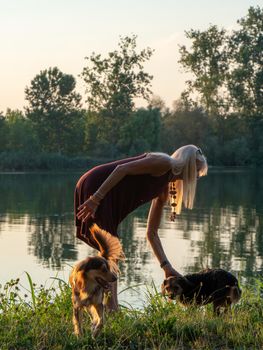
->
<box><xmin>1</xmin><ymin>151</ymin><xmax>262</xmax><ymax>172</ymax></box>
<box><xmin>0</xmin><ymin>152</ymin><xmax>109</xmax><ymax>171</ymax></box>
<box><xmin>0</xmin><ymin>277</ymin><xmax>262</xmax><ymax>349</ymax></box>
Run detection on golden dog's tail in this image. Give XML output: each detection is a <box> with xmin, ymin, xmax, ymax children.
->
<box><xmin>90</xmin><ymin>224</ymin><xmax>125</xmax><ymax>273</ymax></box>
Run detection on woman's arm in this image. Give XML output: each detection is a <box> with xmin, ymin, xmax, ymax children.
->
<box><xmin>77</xmin><ymin>153</ymin><xmax>172</xmax><ymax>222</ymax></box>
<box><xmin>146</xmin><ymin>187</ymin><xmax>181</xmax><ymax>278</ymax></box>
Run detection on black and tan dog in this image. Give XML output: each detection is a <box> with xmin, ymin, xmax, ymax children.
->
<box><xmin>161</xmin><ymin>268</ymin><xmax>241</xmax><ymax>315</ymax></box>
<box><xmin>69</xmin><ymin>224</ymin><xmax>124</xmax><ymax>337</ymax></box>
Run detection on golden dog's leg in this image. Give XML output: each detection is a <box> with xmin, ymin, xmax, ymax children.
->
<box><xmin>93</xmin><ymin>304</ymin><xmax>104</xmax><ymax>337</ymax></box>
<box><xmin>73</xmin><ymin>306</ymin><xmax>83</xmax><ymax>336</ymax></box>
<box><xmin>89</xmin><ymin>304</ymin><xmax>104</xmax><ymax>337</ymax></box>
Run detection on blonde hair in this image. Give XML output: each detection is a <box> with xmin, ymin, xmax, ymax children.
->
<box><xmin>170</xmin><ymin>145</ymin><xmax>208</xmax><ymax>215</ymax></box>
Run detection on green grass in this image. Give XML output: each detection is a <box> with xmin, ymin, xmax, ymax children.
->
<box><xmin>0</xmin><ymin>276</ymin><xmax>262</xmax><ymax>350</ymax></box>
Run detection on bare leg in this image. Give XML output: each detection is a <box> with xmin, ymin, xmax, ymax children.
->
<box><xmin>106</xmin><ymin>280</ymin><xmax>118</xmax><ymax>312</ymax></box>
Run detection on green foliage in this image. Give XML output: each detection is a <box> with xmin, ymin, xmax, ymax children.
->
<box><xmin>4</xmin><ymin>109</ymin><xmax>39</xmax><ymax>153</ymax></box>
<box><xmin>160</xmin><ymin>106</ymin><xmax>212</xmax><ymax>155</ymax></box>
<box><xmin>118</xmin><ymin>107</ymin><xmax>161</xmax><ymax>155</ymax></box>
<box><xmin>0</xmin><ymin>112</ymin><xmax>8</xmax><ymax>151</ymax></box>
<box><xmin>0</xmin><ymin>277</ymin><xmax>263</xmax><ymax>349</ymax></box>
<box><xmin>179</xmin><ymin>25</ymin><xmax>228</xmax><ymax>115</ymax></box>
<box><xmin>25</xmin><ymin>67</ymin><xmax>81</xmax><ymax>115</ymax></box>
<box><xmin>25</xmin><ymin>67</ymin><xmax>84</xmax><ymax>154</ymax></box>
<box><xmin>179</xmin><ymin>6</ymin><xmax>263</xmax><ymax>117</ymax></box>
<box><xmin>228</xmin><ymin>6</ymin><xmax>263</xmax><ymax>116</ymax></box>
<box><xmin>0</xmin><ymin>152</ymin><xmax>103</xmax><ymax>171</ymax></box>
<box><xmin>1</xmin><ymin>8</ymin><xmax>262</xmax><ymax>168</ymax></box>
<box><xmin>82</xmin><ymin>107</ymin><xmax>161</xmax><ymax>158</ymax></box>
<box><xmin>81</xmin><ymin>35</ymin><xmax>154</xmax><ymax>154</ymax></box>
<box><xmin>81</xmin><ymin>35</ymin><xmax>153</xmax><ymax>115</ymax></box>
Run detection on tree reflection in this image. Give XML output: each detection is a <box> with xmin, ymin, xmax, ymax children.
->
<box><xmin>0</xmin><ymin>169</ymin><xmax>263</xmax><ymax>284</ymax></box>
<box><xmin>27</xmin><ymin>215</ymin><xmax>77</xmax><ymax>269</ymax></box>
<box><xmin>175</xmin><ymin>169</ymin><xmax>263</xmax><ymax>277</ymax></box>
<box><xmin>0</xmin><ymin>173</ymin><xmax>80</xmax><ymax>268</ymax></box>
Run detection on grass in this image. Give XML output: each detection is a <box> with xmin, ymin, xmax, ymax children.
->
<box><xmin>0</xmin><ymin>276</ymin><xmax>262</xmax><ymax>350</ymax></box>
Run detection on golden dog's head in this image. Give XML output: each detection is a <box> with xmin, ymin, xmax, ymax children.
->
<box><xmin>70</xmin><ymin>256</ymin><xmax>117</xmax><ymax>292</ymax></box>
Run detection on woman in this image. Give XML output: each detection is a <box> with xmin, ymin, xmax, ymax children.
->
<box><xmin>75</xmin><ymin>144</ymin><xmax>208</xmax><ymax>310</ymax></box>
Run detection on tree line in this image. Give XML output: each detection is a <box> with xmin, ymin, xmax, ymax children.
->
<box><xmin>0</xmin><ymin>6</ymin><xmax>262</xmax><ymax>170</ymax></box>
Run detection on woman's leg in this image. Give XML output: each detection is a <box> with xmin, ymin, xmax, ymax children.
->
<box><xmin>107</xmin><ymin>280</ymin><xmax>118</xmax><ymax>312</ymax></box>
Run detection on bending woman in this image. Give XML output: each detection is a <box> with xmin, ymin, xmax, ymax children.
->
<box><xmin>75</xmin><ymin>144</ymin><xmax>208</xmax><ymax>310</ymax></box>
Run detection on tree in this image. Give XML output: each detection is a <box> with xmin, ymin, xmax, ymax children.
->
<box><xmin>5</xmin><ymin>109</ymin><xmax>38</xmax><ymax>152</ymax></box>
<box><xmin>227</xmin><ymin>6</ymin><xmax>263</xmax><ymax>116</ymax></box>
<box><xmin>0</xmin><ymin>112</ymin><xmax>7</xmax><ymax>152</ymax></box>
<box><xmin>160</xmin><ymin>103</ymin><xmax>212</xmax><ymax>155</ymax></box>
<box><xmin>148</xmin><ymin>95</ymin><xmax>168</xmax><ymax>116</ymax></box>
<box><xmin>81</xmin><ymin>35</ymin><xmax>153</xmax><ymax>115</ymax></box>
<box><xmin>178</xmin><ymin>6</ymin><xmax>263</xmax><ymax>116</ymax></box>
<box><xmin>179</xmin><ymin>25</ymin><xmax>228</xmax><ymax>115</ymax></box>
<box><xmin>81</xmin><ymin>35</ymin><xmax>154</xmax><ymax>155</ymax></box>
<box><xmin>118</xmin><ymin>107</ymin><xmax>161</xmax><ymax>155</ymax></box>
<box><xmin>25</xmin><ymin>67</ymin><xmax>83</xmax><ymax>154</ymax></box>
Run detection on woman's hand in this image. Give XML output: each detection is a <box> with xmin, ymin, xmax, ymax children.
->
<box><xmin>77</xmin><ymin>197</ymin><xmax>98</xmax><ymax>222</ymax></box>
<box><xmin>163</xmin><ymin>263</ymin><xmax>182</xmax><ymax>279</ymax></box>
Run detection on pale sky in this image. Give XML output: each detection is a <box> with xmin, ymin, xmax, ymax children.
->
<box><xmin>0</xmin><ymin>0</ymin><xmax>261</xmax><ymax>112</ymax></box>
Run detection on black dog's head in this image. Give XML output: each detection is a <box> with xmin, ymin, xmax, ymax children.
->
<box><xmin>161</xmin><ymin>276</ymin><xmax>193</xmax><ymax>300</ymax></box>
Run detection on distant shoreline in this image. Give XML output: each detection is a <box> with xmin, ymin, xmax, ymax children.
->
<box><xmin>1</xmin><ymin>151</ymin><xmax>262</xmax><ymax>172</ymax></box>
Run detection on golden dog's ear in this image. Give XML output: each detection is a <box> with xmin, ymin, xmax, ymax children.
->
<box><xmin>73</xmin><ymin>271</ymin><xmax>85</xmax><ymax>292</ymax></box>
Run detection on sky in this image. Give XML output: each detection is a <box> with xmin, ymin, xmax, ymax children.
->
<box><xmin>0</xmin><ymin>0</ymin><xmax>261</xmax><ymax>112</ymax></box>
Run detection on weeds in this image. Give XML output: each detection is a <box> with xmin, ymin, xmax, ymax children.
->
<box><xmin>0</xmin><ymin>274</ymin><xmax>262</xmax><ymax>349</ymax></box>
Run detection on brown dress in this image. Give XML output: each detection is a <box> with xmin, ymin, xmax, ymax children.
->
<box><xmin>75</xmin><ymin>153</ymin><xmax>173</xmax><ymax>249</ymax></box>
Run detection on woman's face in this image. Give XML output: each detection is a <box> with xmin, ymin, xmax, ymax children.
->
<box><xmin>196</xmin><ymin>157</ymin><xmax>207</xmax><ymax>178</ymax></box>
<box><xmin>196</xmin><ymin>158</ymin><xmax>202</xmax><ymax>174</ymax></box>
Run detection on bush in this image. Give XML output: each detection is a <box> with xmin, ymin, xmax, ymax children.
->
<box><xmin>0</xmin><ymin>152</ymin><xmax>104</xmax><ymax>171</ymax></box>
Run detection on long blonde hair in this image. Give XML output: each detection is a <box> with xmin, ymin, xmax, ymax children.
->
<box><xmin>170</xmin><ymin>145</ymin><xmax>208</xmax><ymax>216</ymax></box>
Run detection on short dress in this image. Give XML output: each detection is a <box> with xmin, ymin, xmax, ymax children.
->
<box><xmin>74</xmin><ymin>153</ymin><xmax>173</xmax><ymax>249</ymax></box>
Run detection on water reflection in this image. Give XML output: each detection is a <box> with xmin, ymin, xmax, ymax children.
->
<box><xmin>27</xmin><ymin>215</ymin><xmax>77</xmax><ymax>269</ymax></box>
<box><xmin>0</xmin><ymin>169</ymin><xmax>263</xmax><ymax>298</ymax></box>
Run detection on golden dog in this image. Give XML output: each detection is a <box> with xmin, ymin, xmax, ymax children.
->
<box><xmin>69</xmin><ymin>224</ymin><xmax>124</xmax><ymax>337</ymax></box>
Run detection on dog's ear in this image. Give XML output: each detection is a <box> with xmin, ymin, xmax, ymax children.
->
<box><xmin>229</xmin><ymin>285</ymin><xmax>242</xmax><ymax>303</ymax></box>
<box><xmin>169</xmin><ymin>277</ymin><xmax>180</xmax><ymax>287</ymax></box>
<box><xmin>170</xmin><ymin>282</ymin><xmax>183</xmax><ymax>296</ymax></box>
<box><xmin>161</xmin><ymin>278</ymin><xmax>170</xmax><ymax>296</ymax></box>
<box><xmin>163</xmin><ymin>278</ymin><xmax>169</xmax><ymax>286</ymax></box>
<box><xmin>161</xmin><ymin>277</ymin><xmax>175</xmax><ymax>290</ymax></box>
<box><xmin>73</xmin><ymin>271</ymin><xmax>86</xmax><ymax>292</ymax></box>
<box><xmin>169</xmin><ymin>277</ymin><xmax>187</xmax><ymax>296</ymax></box>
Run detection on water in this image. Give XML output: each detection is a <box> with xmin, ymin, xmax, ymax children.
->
<box><xmin>0</xmin><ymin>169</ymin><xmax>262</xmax><ymax>308</ymax></box>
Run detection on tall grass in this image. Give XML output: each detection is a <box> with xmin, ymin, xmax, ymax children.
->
<box><xmin>0</xmin><ymin>274</ymin><xmax>262</xmax><ymax>349</ymax></box>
